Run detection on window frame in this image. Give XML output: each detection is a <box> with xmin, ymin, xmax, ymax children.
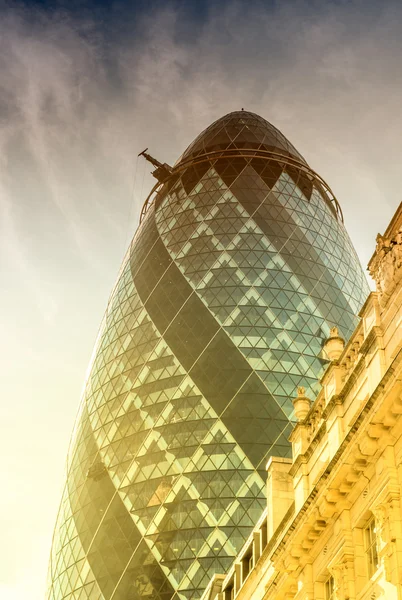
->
<box><xmin>324</xmin><ymin>575</ymin><xmax>335</xmax><ymax>600</ymax></box>
<box><xmin>364</xmin><ymin>516</ymin><xmax>380</xmax><ymax>578</ymax></box>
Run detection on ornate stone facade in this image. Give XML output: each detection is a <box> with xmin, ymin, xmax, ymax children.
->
<box><xmin>201</xmin><ymin>202</ymin><xmax>402</xmax><ymax>600</ymax></box>
<box><xmin>369</xmin><ymin>204</ymin><xmax>402</xmax><ymax>306</ymax></box>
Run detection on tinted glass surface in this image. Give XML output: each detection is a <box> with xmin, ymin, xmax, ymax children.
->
<box><xmin>47</xmin><ymin>112</ymin><xmax>369</xmax><ymax>600</ymax></box>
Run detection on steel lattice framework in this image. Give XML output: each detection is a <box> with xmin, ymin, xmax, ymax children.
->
<box><xmin>47</xmin><ymin>111</ymin><xmax>369</xmax><ymax>600</ymax></box>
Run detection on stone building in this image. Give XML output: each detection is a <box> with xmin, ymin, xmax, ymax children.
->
<box><xmin>202</xmin><ymin>202</ymin><xmax>402</xmax><ymax>600</ymax></box>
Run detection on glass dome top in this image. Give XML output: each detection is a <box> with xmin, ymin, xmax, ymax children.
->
<box><xmin>175</xmin><ymin>110</ymin><xmax>307</xmax><ymax>166</ymax></box>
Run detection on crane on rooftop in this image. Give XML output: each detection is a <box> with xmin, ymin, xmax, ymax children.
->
<box><xmin>138</xmin><ymin>148</ymin><xmax>173</xmax><ymax>183</ymax></box>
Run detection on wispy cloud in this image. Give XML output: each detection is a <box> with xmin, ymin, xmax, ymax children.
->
<box><xmin>1</xmin><ymin>1</ymin><xmax>401</xmax><ymax>311</ymax></box>
<box><xmin>1</xmin><ymin>1</ymin><xmax>402</xmax><ymax>597</ymax></box>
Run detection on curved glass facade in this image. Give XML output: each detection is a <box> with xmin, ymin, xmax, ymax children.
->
<box><xmin>47</xmin><ymin>111</ymin><xmax>369</xmax><ymax>600</ymax></box>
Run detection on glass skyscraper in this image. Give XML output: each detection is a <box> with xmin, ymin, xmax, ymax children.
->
<box><xmin>47</xmin><ymin>111</ymin><xmax>369</xmax><ymax>600</ymax></box>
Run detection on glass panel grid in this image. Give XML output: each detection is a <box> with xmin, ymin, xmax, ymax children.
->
<box><xmin>47</xmin><ymin>111</ymin><xmax>370</xmax><ymax>600</ymax></box>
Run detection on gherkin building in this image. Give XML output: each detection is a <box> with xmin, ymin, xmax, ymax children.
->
<box><xmin>47</xmin><ymin>111</ymin><xmax>369</xmax><ymax>600</ymax></box>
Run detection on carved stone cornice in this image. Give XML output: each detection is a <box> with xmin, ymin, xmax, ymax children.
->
<box><xmin>270</xmin><ymin>353</ymin><xmax>402</xmax><ymax>570</ymax></box>
<box><xmin>236</xmin><ymin>360</ymin><xmax>402</xmax><ymax>600</ymax></box>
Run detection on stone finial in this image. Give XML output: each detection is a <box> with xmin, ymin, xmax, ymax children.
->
<box><xmin>292</xmin><ymin>387</ymin><xmax>311</xmax><ymax>422</ymax></box>
<box><xmin>323</xmin><ymin>327</ymin><xmax>345</xmax><ymax>361</ymax></box>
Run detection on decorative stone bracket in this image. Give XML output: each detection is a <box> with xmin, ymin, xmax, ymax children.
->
<box><xmin>328</xmin><ymin>559</ymin><xmax>354</xmax><ymax>600</ymax></box>
<box><xmin>372</xmin><ymin>492</ymin><xmax>401</xmax><ymax>585</ymax></box>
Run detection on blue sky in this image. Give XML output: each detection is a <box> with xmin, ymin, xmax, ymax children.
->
<box><xmin>1</xmin><ymin>0</ymin><xmax>402</xmax><ymax>598</ymax></box>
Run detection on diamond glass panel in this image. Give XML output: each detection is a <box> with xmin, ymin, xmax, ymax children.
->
<box><xmin>47</xmin><ymin>111</ymin><xmax>369</xmax><ymax>600</ymax></box>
